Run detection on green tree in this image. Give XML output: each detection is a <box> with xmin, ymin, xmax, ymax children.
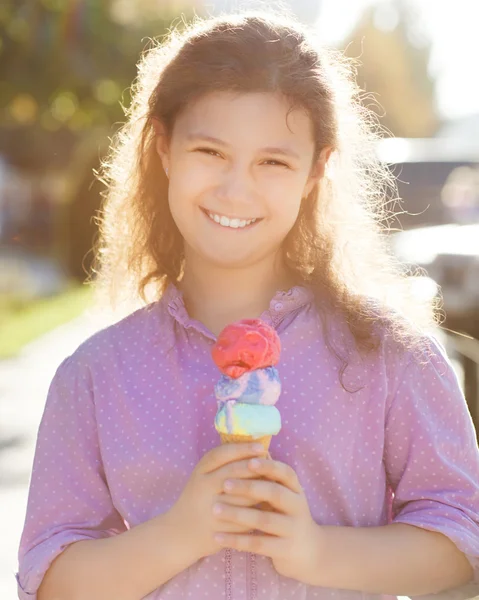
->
<box><xmin>0</xmin><ymin>0</ymin><xmax>194</xmax><ymax>169</ymax></box>
<box><xmin>341</xmin><ymin>0</ymin><xmax>438</xmax><ymax>138</ymax></box>
<box><xmin>0</xmin><ymin>0</ymin><xmax>195</xmax><ymax>280</ymax></box>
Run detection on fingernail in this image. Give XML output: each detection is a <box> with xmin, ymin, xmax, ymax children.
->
<box><xmin>215</xmin><ymin>533</ymin><xmax>225</xmax><ymax>542</ymax></box>
<box><xmin>249</xmin><ymin>458</ymin><xmax>261</xmax><ymax>470</ymax></box>
<box><xmin>213</xmin><ymin>503</ymin><xmax>223</xmax><ymax>515</ymax></box>
<box><xmin>224</xmin><ymin>479</ymin><xmax>234</xmax><ymax>491</ymax></box>
<box><xmin>252</xmin><ymin>444</ymin><xmax>264</xmax><ymax>453</ymax></box>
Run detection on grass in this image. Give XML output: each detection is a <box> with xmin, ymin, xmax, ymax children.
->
<box><xmin>0</xmin><ymin>283</ymin><xmax>93</xmax><ymax>360</ymax></box>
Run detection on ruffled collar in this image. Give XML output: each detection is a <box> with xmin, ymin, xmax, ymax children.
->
<box><xmin>163</xmin><ymin>280</ymin><xmax>314</xmax><ymax>340</ymax></box>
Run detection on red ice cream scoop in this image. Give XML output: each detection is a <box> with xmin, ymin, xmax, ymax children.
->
<box><xmin>211</xmin><ymin>318</ymin><xmax>281</xmax><ymax>379</ymax></box>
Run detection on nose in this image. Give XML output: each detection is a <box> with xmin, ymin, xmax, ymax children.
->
<box><xmin>216</xmin><ymin>162</ymin><xmax>257</xmax><ymax>213</ymax></box>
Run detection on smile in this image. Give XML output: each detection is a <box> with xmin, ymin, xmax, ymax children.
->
<box><xmin>201</xmin><ymin>208</ymin><xmax>262</xmax><ymax>230</ymax></box>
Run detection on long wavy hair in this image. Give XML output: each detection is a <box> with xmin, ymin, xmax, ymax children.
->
<box><xmin>90</xmin><ymin>8</ymin><xmax>442</xmax><ymax>378</ymax></box>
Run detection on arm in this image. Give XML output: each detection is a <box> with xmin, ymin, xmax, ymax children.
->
<box><xmin>309</xmin><ymin>521</ymin><xmax>473</xmax><ymax>596</ymax></box>
<box><xmin>38</xmin><ymin>508</ymin><xmax>198</xmax><ymax>600</ymax></box>
<box><xmin>326</xmin><ymin>334</ymin><xmax>479</xmax><ymax>599</ymax></box>
<box><xmin>307</xmin><ymin>335</ymin><xmax>479</xmax><ymax>597</ymax></box>
<box><xmin>16</xmin><ymin>354</ymin><xmax>198</xmax><ymax>600</ymax></box>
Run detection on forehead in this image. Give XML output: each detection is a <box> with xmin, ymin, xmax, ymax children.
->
<box><xmin>172</xmin><ymin>91</ymin><xmax>314</xmax><ymax>153</ymax></box>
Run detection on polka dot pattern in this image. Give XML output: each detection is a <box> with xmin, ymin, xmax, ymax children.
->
<box><xmin>15</xmin><ymin>283</ymin><xmax>479</xmax><ymax>599</ymax></box>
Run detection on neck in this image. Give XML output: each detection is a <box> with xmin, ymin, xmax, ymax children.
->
<box><xmin>179</xmin><ymin>251</ymin><xmax>297</xmax><ymax>337</ymax></box>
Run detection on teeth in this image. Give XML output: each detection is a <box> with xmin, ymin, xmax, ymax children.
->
<box><xmin>207</xmin><ymin>211</ymin><xmax>257</xmax><ymax>229</ymax></box>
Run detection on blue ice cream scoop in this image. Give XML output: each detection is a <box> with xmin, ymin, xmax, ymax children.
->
<box><xmin>214</xmin><ymin>366</ymin><xmax>280</xmax><ymax>405</ymax></box>
<box><xmin>214</xmin><ymin>402</ymin><xmax>282</xmax><ymax>437</ymax></box>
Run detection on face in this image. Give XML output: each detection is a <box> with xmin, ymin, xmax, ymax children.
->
<box><xmin>155</xmin><ymin>91</ymin><xmax>328</xmax><ymax>271</ymax></box>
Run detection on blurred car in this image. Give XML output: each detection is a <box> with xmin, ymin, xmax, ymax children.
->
<box><xmin>390</xmin><ymin>223</ymin><xmax>479</xmax><ymax>337</ymax></box>
<box><xmin>376</xmin><ymin>137</ymin><xmax>479</xmax><ymax>229</ymax></box>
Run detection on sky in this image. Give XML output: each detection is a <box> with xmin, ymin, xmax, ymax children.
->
<box><xmin>316</xmin><ymin>0</ymin><xmax>479</xmax><ymax>121</ymax></box>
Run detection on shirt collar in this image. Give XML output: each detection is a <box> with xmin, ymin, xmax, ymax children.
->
<box><xmin>163</xmin><ymin>280</ymin><xmax>314</xmax><ymax>340</ymax></box>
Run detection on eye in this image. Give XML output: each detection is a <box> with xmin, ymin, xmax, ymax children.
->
<box><xmin>196</xmin><ymin>147</ymin><xmax>221</xmax><ymax>157</ymax></box>
<box><xmin>263</xmin><ymin>159</ymin><xmax>289</xmax><ymax>168</ymax></box>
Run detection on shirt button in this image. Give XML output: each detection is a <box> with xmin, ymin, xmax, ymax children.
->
<box><xmin>274</xmin><ymin>302</ymin><xmax>284</xmax><ymax>311</ymax></box>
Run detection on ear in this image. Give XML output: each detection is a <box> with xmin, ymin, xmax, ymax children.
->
<box><xmin>152</xmin><ymin>117</ymin><xmax>170</xmax><ymax>172</ymax></box>
<box><xmin>303</xmin><ymin>146</ymin><xmax>333</xmax><ymax>198</ymax></box>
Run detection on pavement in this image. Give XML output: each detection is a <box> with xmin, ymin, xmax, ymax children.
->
<box><xmin>0</xmin><ymin>312</ymin><xmax>102</xmax><ymax>599</ymax></box>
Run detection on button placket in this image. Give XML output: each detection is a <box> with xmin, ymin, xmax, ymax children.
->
<box><xmin>225</xmin><ymin>547</ymin><xmax>233</xmax><ymax>600</ymax></box>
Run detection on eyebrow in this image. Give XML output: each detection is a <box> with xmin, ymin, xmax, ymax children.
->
<box><xmin>186</xmin><ymin>133</ymin><xmax>301</xmax><ymax>161</ymax></box>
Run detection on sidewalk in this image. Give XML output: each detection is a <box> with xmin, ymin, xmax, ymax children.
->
<box><xmin>0</xmin><ymin>312</ymin><xmax>102</xmax><ymax>599</ymax></box>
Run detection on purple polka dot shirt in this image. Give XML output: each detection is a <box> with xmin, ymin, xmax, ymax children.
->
<box><xmin>15</xmin><ymin>283</ymin><xmax>479</xmax><ymax>600</ymax></box>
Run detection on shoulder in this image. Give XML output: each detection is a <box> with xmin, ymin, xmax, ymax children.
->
<box><xmin>364</xmin><ymin>297</ymin><xmax>451</xmax><ymax>382</ymax></box>
<box><xmin>378</xmin><ymin>324</ymin><xmax>462</xmax><ymax>420</ymax></box>
<box><xmin>332</xmin><ymin>294</ymin><xmax>451</xmax><ymax>388</ymax></box>
<box><xmin>60</xmin><ymin>299</ymin><xmax>168</xmax><ymax>373</ymax></box>
<box><xmin>367</xmin><ymin>321</ymin><xmax>458</xmax><ymax>421</ymax></box>
<box><xmin>318</xmin><ymin>292</ymin><xmax>437</xmax><ymax>361</ymax></box>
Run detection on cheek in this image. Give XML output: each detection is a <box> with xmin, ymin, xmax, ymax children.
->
<box><xmin>273</xmin><ymin>196</ymin><xmax>302</xmax><ymax>232</ymax></box>
<box><xmin>262</xmin><ymin>177</ymin><xmax>303</xmax><ymax>216</ymax></box>
<box><xmin>167</xmin><ymin>189</ymin><xmax>183</xmax><ymax>229</ymax></box>
<box><xmin>167</xmin><ymin>175</ymin><xmax>203</xmax><ymax>224</ymax></box>
<box><xmin>170</xmin><ymin>153</ymin><xmax>214</xmax><ymax>201</ymax></box>
<box><xmin>170</xmin><ymin>172</ymin><xmax>199</xmax><ymax>205</ymax></box>
<box><xmin>182</xmin><ymin>154</ymin><xmax>218</xmax><ymax>188</ymax></box>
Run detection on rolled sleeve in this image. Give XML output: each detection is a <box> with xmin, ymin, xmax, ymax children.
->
<box><xmin>384</xmin><ymin>335</ymin><xmax>479</xmax><ymax>598</ymax></box>
<box><xmin>15</xmin><ymin>355</ymin><xmax>127</xmax><ymax>600</ymax></box>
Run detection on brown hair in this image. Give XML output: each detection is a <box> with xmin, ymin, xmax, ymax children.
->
<box><xmin>91</xmin><ymin>8</ymin><xmax>441</xmax><ymax>377</ymax></box>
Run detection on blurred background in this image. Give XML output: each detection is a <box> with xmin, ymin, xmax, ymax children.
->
<box><xmin>1</xmin><ymin>1</ymin><xmax>478</xmax><ymax>598</ymax></box>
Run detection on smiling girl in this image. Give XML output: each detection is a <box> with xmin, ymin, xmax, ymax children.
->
<box><xmin>16</xmin><ymin>9</ymin><xmax>479</xmax><ymax>600</ymax></box>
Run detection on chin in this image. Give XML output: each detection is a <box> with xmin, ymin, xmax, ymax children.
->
<box><xmin>203</xmin><ymin>252</ymin><xmax>258</xmax><ymax>269</ymax></box>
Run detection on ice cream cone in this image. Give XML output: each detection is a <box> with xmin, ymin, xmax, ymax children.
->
<box><xmin>219</xmin><ymin>432</ymin><xmax>274</xmax><ymax>511</ymax></box>
<box><xmin>219</xmin><ymin>432</ymin><xmax>272</xmax><ymax>457</ymax></box>
<box><xmin>212</xmin><ymin>320</ymin><xmax>282</xmax><ymax>514</ymax></box>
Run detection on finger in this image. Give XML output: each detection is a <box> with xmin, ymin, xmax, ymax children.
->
<box><xmin>197</xmin><ymin>443</ymin><xmax>266</xmax><ymax>474</ymax></box>
<box><xmin>247</xmin><ymin>458</ymin><xmax>303</xmax><ymax>494</ymax></box>
<box><xmin>222</xmin><ymin>479</ymin><xmax>300</xmax><ymax>514</ymax></box>
<box><xmin>213</xmin><ymin>503</ymin><xmax>291</xmax><ymax>537</ymax></box>
<box><xmin>197</xmin><ymin>443</ymin><xmax>267</xmax><ymax>475</ymax></box>
<box><xmin>218</xmin><ymin>521</ymin><xmax>257</xmax><ymax>534</ymax></box>
<box><xmin>214</xmin><ymin>531</ymin><xmax>288</xmax><ymax>558</ymax></box>
<box><xmin>218</xmin><ymin>493</ymin><xmax>259</xmax><ymax>508</ymax></box>
<box><xmin>211</xmin><ymin>459</ymin><xmax>271</xmax><ymax>493</ymax></box>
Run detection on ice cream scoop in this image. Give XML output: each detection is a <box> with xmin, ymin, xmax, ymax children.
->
<box><xmin>215</xmin><ymin>403</ymin><xmax>282</xmax><ymax>440</ymax></box>
<box><xmin>211</xmin><ymin>319</ymin><xmax>281</xmax><ymax>379</ymax></box>
<box><xmin>214</xmin><ymin>366</ymin><xmax>281</xmax><ymax>406</ymax></box>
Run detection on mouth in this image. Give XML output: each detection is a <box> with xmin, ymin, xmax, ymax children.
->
<box><xmin>200</xmin><ymin>207</ymin><xmax>263</xmax><ymax>231</ymax></box>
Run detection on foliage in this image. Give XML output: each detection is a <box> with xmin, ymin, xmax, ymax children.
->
<box><xmin>341</xmin><ymin>0</ymin><xmax>438</xmax><ymax>138</ymax></box>
<box><xmin>0</xmin><ymin>0</ymin><xmax>194</xmax><ymax>169</ymax></box>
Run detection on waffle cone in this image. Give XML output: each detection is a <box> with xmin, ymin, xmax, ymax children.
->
<box><xmin>219</xmin><ymin>432</ymin><xmax>272</xmax><ymax>455</ymax></box>
<box><xmin>219</xmin><ymin>432</ymin><xmax>274</xmax><ymax>511</ymax></box>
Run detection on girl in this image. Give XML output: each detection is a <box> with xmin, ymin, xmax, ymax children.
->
<box><xmin>16</xmin><ymin>9</ymin><xmax>479</xmax><ymax>600</ymax></box>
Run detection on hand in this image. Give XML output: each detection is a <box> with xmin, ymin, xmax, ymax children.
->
<box><xmin>211</xmin><ymin>457</ymin><xmax>323</xmax><ymax>585</ymax></box>
<box><xmin>167</xmin><ymin>442</ymin><xmax>269</xmax><ymax>561</ymax></box>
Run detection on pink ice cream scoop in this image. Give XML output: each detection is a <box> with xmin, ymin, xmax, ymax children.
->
<box><xmin>211</xmin><ymin>319</ymin><xmax>281</xmax><ymax>379</ymax></box>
